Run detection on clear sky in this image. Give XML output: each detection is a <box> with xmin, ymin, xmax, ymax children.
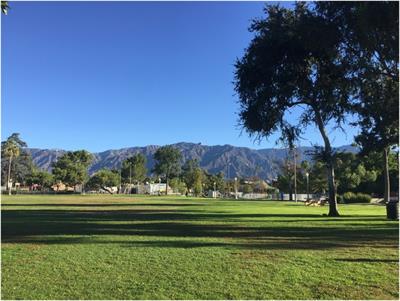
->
<box><xmin>1</xmin><ymin>1</ymin><xmax>359</xmax><ymax>152</ymax></box>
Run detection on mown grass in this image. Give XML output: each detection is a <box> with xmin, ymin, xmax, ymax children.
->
<box><xmin>1</xmin><ymin>194</ymin><xmax>398</xmax><ymax>300</ymax></box>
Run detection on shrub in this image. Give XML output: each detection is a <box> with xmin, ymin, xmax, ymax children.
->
<box><xmin>355</xmin><ymin>193</ymin><xmax>372</xmax><ymax>203</ymax></box>
<box><xmin>342</xmin><ymin>192</ymin><xmax>371</xmax><ymax>203</ymax></box>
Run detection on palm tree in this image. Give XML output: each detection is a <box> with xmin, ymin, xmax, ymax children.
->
<box><xmin>2</xmin><ymin>133</ymin><xmax>27</xmax><ymax>195</ymax></box>
<box><xmin>3</xmin><ymin>141</ymin><xmax>20</xmax><ymax>195</ymax></box>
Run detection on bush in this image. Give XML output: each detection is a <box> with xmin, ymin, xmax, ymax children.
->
<box><xmin>342</xmin><ymin>192</ymin><xmax>371</xmax><ymax>203</ymax></box>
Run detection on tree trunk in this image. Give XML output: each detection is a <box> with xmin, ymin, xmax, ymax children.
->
<box><xmin>314</xmin><ymin>109</ymin><xmax>339</xmax><ymax>217</ymax></box>
<box><xmin>326</xmin><ymin>159</ymin><xmax>339</xmax><ymax>216</ymax></box>
<box><xmin>7</xmin><ymin>156</ymin><xmax>12</xmax><ymax>195</ymax></box>
<box><xmin>165</xmin><ymin>177</ymin><xmax>168</xmax><ymax>196</ymax></box>
<box><xmin>383</xmin><ymin>147</ymin><xmax>390</xmax><ymax>203</ymax></box>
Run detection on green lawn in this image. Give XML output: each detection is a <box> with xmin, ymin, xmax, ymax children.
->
<box><xmin>1</xmin><ymin>194</ymin><xmax>398</xmax><ymax>300</ymax></box>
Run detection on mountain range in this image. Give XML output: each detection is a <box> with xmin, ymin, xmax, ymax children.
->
<box><xmin>25</xmin><ymin>142</ymin><xmax>357</xmax><ymax>180</ymax></box>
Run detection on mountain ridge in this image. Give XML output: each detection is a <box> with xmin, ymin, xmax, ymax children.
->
<box><xmin>25</xmin><ymin>142</ymin><xmax>358</xmax><ymax>180</ymax></box>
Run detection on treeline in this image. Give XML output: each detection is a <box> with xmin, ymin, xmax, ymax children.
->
<box><xmin>1</xmin><ymin>134</ymin><xmax>273</xmax><ymax>196</ymax></box>
<box><xmin>2</xmin><ymin>133</ymin><xmax>398</xmax><ymax>198</ymax></box>
<box><xmin>275</xmin><ymin>150</ymin><xmax>399</xmax><ymax>199</ymax></box>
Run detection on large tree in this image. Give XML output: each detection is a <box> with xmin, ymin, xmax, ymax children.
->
<box><xmin>234</xmin><ymin>4</ymin><xmax>354</xmax><ymax>216</ymax></box>
<box><xmin>52</xmin><ymin>150</ymin><xmax>92</xmax><ymax>192</ymax></box>
<box><xmin>1</xmin><ymin>133</ymin><xmax>28</xmax><ymax>195</ymax></box>
<box><xmin>182</xmin><ymin>159</ymin><xmax>204</xmax><ymax>195</ymax></box>
<box><xmin>317</xmin><ymin>2</ymin><xmax>399</xmax><ymax>204</ymax></box>
<box><xmin>86</xmin><ymin>169</ymin><xmax>120</xmax><ymax>194</ymax></box>
<box><xmin>334</xmin><ymin>152</ymin><xmax>377</xmax><ymax>195</ymax></box>
<box><xmin>26</xmin><ymin>169</ymin><xmax>54</xmax><ymax>190</ymax></box>
<box><xmin>121</xmin><ymin>153</ymin><xmax>147</xmax><ymax>185</ymax></box>
<box><xmin>153</xmin><ymin>146</ymin><xmax>182</xmax><ymax>195</ymax></box>
<box><xmin>203</xmin><ymin>171</ymin><xmax>225</xmax><ymax>192</ymax></box>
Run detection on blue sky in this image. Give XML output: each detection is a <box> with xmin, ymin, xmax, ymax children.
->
<box><xmin>1</xmin><ymin>1</ymin><xmax>359</xmax><ymax>152</ymax></box>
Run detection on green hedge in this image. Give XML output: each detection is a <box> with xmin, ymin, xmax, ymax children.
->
<box><xmin>342</xmin><ymin>192</ymin><xmax>372</xmax><ymax>203</ymax></box>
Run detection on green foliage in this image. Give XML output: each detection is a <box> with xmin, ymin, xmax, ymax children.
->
<box><xmin>234</xmin><ymin>4</ymin><xmax>353</xmax><ymax>143</ymax></box>
<box><xmin>317</xmin><ymin>2</ymin><xmax>398</xmax><ymax>204</ymax></box>
<box><xmin>86</xmin><ymin>169</ymin><xmax>119</xmax><ymax>193</ymax></box>
<box><xmin>182</xmin><ymin>159</ymin><xmax>204</xmax><ymax>195</ymax></box>
<box><xmin>52</xmin><ymin>150</ymin><xmax>92</xmax><ymax>187</ymax></box>
<box><xmin>317</xmin><ymin>2</ymin><xmax>398</xmax><ymax>153</ymax></box>
<box><xmin>334</xmin><ymin>152</ymin><xmax>377</xmax><ymax>194</ymax></box>
<box><xmin>121</xmin><ymin>153</ymin><xmax>147</xmax><ymax>184</ymax></box>
<box><xmin>192</xmin><ymin>168</ymin><xmax>204</xmax><ymax>196</ymax></box>
<box><xmin>203</xmin><ymin>172</ymin><xmax>225</xmax><ymax>192</ymax></box>
<box><xmin>1</xmin><ymin>133</ymin><xmax>32</xmax><ymax>186</ymax></box>
<box><xmin>2</xmin><ymin>151</ymin><xmax>34</xmax><ymax>185</ymax></box>
<box><xmin>342</xmin><ymin>192</ymin><xmax>372</xmax><ymax>204</ymax></box>
<box><xmin>182</xmin><ymin>159</ymin><xmax>199</xmax><ymax>190</ymax></box>
<box><xmin>168</xmin><ymin>178</ymin><xmax>187</xmax><ymax>194</ymax></box>
<box><xmin>234</xmin><ymin>3</ymin><xmax>356</xmax><ymax>215</ymax></box>
<box><xmin>153</xmin><ymin>146</ymin><xmax>182</xmax><ymax>180</ymax></box>
<box><xmin>26</xmin><ymin>170</ymin><xmax>54</xmax><ymax>188</ymax></box>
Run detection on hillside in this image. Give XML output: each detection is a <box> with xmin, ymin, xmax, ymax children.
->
<box><xmin>25</xmin><ymin>142</ymin><xmax>357</xmax><ymax>180</ymax></box>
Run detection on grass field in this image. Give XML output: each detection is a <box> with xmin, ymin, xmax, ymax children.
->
<box><xmin>1</xmin><ymin>194</ymin><xmax>399</xmax><ymax>300</ymax></box>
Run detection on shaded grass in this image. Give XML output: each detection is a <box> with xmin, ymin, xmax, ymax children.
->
<box><xmin>2</xmin><ymin>194</ymin><xmax>399</xmax><ymax>300</ymax></box>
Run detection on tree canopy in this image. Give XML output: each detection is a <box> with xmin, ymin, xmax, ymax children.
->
<box><xmin>316</xmin><ymin>2</ymin><xmax>399</xmax><ymax>203</ymax></box>
<box><xmin>26</xmin><ymin>169</ymin><xmax>54</xmax><ymax>189</ymax></box>
<box><xmin>182</xmin><ymin>159</ymin><xmax>204</xmax><ymax>195</ymax></box>
<box><xmin>153</xmin><ymin>146</ymin><xmax>182</xmax><ymax>195</ymax></box>
<box><xmin>234</xmin><ymin>3</ymin><xmax>356</xmax><ymax>216</ymax></box>
<box><xmin>121</xmin><ymin>153</ymin><xmax>147</xmax><ymax>184</ymax></box>
<box><xmin>1</xmin><ymin>133</ymin><xmax>31</xmax><ymax>193</ymax></box>
<box><xmin>52</xmin><ymin>150</ymin><xmax>93</xmax><ymax>189</ymax></box>
<box><xmin>86</xmin><ymin>169</ymin><xmax>120</xmax><ymax>194</ymax></box>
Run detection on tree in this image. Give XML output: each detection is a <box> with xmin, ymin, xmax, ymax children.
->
<box><xmin>334</xmin><ymin>152</ymin><xmax>377</xmax><ymax>195</ymax></box>
<box><xmin>182</xmin><ymin>159</ymin><xmax>204</xmax><ymax>195</ymax></box>
<box><xmin>52</xmin><ymin>150</ymin><xmax>92</xmax><ymax>192</ymax></box>
<box><xmin>357</xmin><ymin>151</ymin><xmax>399</xmax><ymax>196</ymax></box>
<box><xmin>86</xmin><ymin>169</ymin><xmax>120</xmax><ymax>194</ymax></box>
<box><xmin>191</xmin><ymin>168</ymin><xmax>204</xmax><ymax>196</ymax></box>
<box><xmin>275</xmin><ymin>157</ymin><xmax>294</xmax><ymax>200</ymax></box>
<box><xmin>121</xmin><ymin>153</ymin><xmax>147</xmax><ymax>184</ymax></box>
<box><xmin>1</xmin><ymin>133</ymin><xmax>28</xmax><ymax>195</ymax></box>
<box><xmin>316</xmin><ymin>2</ymin><xmax>399</xmax><ymax>203</ymax></box>
<box><xmin>153</xmin><ymin>146</ymin><xmax>182</xmax><ymax>195</ymax></box>
<box><xmin>169</xmin><ymin>178</ymin><xmax>187</xmax><ymax>195</ymax></box>
<box><xmin>204</xmin><ymin>172</ymin><xmax>225</xmax><ymax>193</ymax></box>
<box><xmin>26</xmin><ymin>169</ymin><xmax>54</xmax><ymax>190</ymax></box>
<box><xmin>1</xmin><ymin>1</ymin><xmax>9</xmax><ymax>15</ymax></box>
<box><xmin>1</xmin><ymin>149</ymin><xmax>34</xmax><ymax>187</ymax></box>
<box><xmin>234</xmin><ymin>3</ymin><xmax>355</xmax><ymax>216</ymax></box>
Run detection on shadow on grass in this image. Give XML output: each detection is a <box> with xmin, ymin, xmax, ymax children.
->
<box><xmin>334</xmin><ymin>258</ymin><xmax>399</xmax><ymax>263</ymax></box>
<box><xmin>1</xmin><ymin>203</ymin><xmax>203</xmax><ymax>207</ymax></box>
<box><xmin>2</xmin><ymin>208</ymin><xmax>398</xmax><ymax>250</ymax></box>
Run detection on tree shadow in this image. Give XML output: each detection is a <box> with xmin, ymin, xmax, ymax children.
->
<box><xmin>334</xmin><ymin>258</ymin><xmax>399</xmax><ymax>263</ymax></box>
<box><xmin>1</xmin><ymin>203</ymin><xmax>203</xmax><ymax>207</ymax></box>
<box><xmin>2</xmin><ymin>208</ymin><xmax>398</xmax><ymax>251</ymax></box>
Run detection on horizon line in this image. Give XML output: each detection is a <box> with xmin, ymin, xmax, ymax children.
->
<box><xmin>24</xmin><ymin>141</ymin><xmax>355</xmax><ymax>153</ymax></box>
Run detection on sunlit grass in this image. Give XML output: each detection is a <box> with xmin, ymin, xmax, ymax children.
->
<box><xmin>2</xmin><ymin>194</ymin><xmax>398</xmax><ymax>299</ymax></box>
